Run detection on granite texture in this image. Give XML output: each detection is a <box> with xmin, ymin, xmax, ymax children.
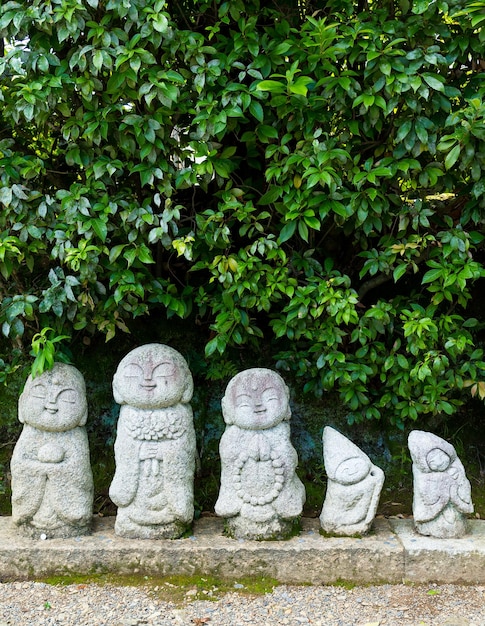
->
<box><xmin>10</xmin><ymin>363</ymin><xmax>93</xmax><ymax>539</ymax></box>
<box><xmin>408</xmin><ymin>430</ymin><xmax>473</xmax><ymax>538</ymax></box>
<box><xmin>320</xmin><ymin>426</ymin><xmax>384</xmax><ymax>536</ymax></box>
<box><xmin>215</xmin><ymin>368</ymin><xmax>305</xmax><ymax>540</ymax></box>
<box><xmin>109</xmin><ymin>344</ymin><xmax>196</xmax><ymax>539</ymax></box>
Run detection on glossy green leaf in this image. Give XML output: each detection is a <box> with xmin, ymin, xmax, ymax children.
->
<box><xmin>256</xmin><ymin>80</ymin><xmax>286</xmax><ymax>93</ymax></box>
<box><xmin>445</xmin><ymin>144</ymin><xmax>461</xmax><ymax>170</ymax></box>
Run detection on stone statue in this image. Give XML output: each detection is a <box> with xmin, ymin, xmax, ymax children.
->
<box><xmin>215</xmin><ymin>368</ymin><xmax>305</xmax><ymax>540</ymax></box>
<box><xmin>109</xmin><ymin>343</ymin><xmax>196</xmax><ymax>539</ymax></box>
<box><xmin>320</xmin><ymin>426</ymin><xmax>384</xmax><ymax>536</ymax></box>
<box><xmin>11</xmin><ymin>363</ymin><xmax>93</xmax><ymax>539</ymax></box>
<box><xmin>408</xmin><ymin>430</ymin><xmax>474</xmax><ymax>538</ymax></box>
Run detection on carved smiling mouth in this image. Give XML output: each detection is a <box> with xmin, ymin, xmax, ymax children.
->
<box><xmin>45</xmin><ymin>407</ymin><xmax>58</xmax><ymax>414</ymax></box>
<box><xmin>141</xmin><ymin>383</ymin><xmax>157</xmax><ymax>390</ymax></box>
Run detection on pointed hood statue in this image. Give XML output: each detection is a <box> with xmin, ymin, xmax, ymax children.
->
<box><xmin>320</xmin><ymin>426</ymin><xmax>384</xmax><ymax>536</ymax></box>
<box><xmin>408</xmin><ymin>430</ymin><xmax>473</xmax><ymax>538</ymax></box>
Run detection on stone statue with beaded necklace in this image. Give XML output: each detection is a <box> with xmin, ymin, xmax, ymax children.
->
<box><xmin>215</xmin><ymin>368</ymin><xmax>305</xmax><ymax>540</ymax></box>
<box><xmin>109</xmin><ymin>344</ymin><xmax>196</xmax><ymax>539</ymax></box>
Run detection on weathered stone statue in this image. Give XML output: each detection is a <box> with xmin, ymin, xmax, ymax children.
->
<box><xmin>215</xmin><ymin>368</ymin><xmax>305</xmax><ymax>540</ymax></box>
<box><xmin>109</xmin><ymin>343</ymin><xmax>196</xmax><ymax>539</ymax></box>
<box><xmin>408</xmin><ymin>430</ymin><xmax>474</xmax><ymax>538</ymax></box>
<box><xmin>320</xmin><ymin>426</ymin><xmax>384</xmax><ymax>536</ymax></box>
<box><xmin>11</xmin><ymin>363</ymin><xmax>93</xmax><ymax>539</ymax></box>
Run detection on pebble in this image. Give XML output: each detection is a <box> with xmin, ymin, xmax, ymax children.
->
<box><xmin>0</xmin><ymin>582</ymin><xmax>483</xmax><ymax>625</ymax></box>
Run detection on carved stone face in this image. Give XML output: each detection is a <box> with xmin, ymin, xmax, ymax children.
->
<box><xmin>223</xmin><ymin>368</ymin><xmax>290</xmax><ymax>430</ymax></box>
<box><xmin>426</xmin><ymin>447</ymin><xmax>452</xmax><ymax>472</ymax></box>
<box><xmin>334</xmin><ymin>456</ymin><xmax>371</xmax><ymax>485</ymax></box>
<box><xmin>113</xmin><ymin>344</ymin><xmax>193</xmax><ymax>409</ymax></box>
<box><xmin>19</xmin><ymin>363</ymin><xmax>87</xmax><ymax>432</ymax></box>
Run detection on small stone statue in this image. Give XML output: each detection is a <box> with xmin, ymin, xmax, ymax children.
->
<box><xmin>215</xmin><ymin>368</ymin><xmax>305</xmax><ymax>540</ymax></box>
<box><xmin>320</xmin><ymin>427</ymin><xmax>384</xmax><ymax>536</ymax></box>
<box><xmin>11</xmin><ymin>363</ymin><xmax>93</xmax><ymax>539</ymax></box>
<box><xmin>408</xmin><ymin>430</ymin><xmax>473</xmax><ymax>538</ymax></box>
<box><xmin>109</xmin><ymin>344</ymin><xmax>196</xmax><ymax>539</ymax></box>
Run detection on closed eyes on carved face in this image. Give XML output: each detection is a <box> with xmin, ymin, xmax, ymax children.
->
<box><xmin>235</xmin><ymin>393</ymin><xmax>251</xmax><ymax>409</ymax></box>
<box><xmin>116</xmin><ymin>349</ymin><xmax>188</xmax><ymax>408</ymax></box>
<box><xmin>123</xmin><ymin>361</ymin><xmax>176</xmax><ymax>382</ymax></box>
<box><xmin>228</xmin><ymin>376</ymin><xmax>288</xmax><ymax>429</ymax></box>
<box><xmin>31</xmin><ymin>384</ymin><xmax>47</xmax><ymax>400</ymax></box>
<box><xmin>261</xmin><ymin>387</ymin><xmax>279</xmax><ymax>405</ymax></box>
<box><xmin>30</xmin><ymin>384</ymin><xmax>76</xmax><ymax>405</ymax></box>
<box><xmin>123</xmin><ymin>363</ymin><xmax>143</xmax><ymax>378</ymax></box>
<box><xmin>152</xmin><ymin>361</ymin><xmax>176</xmax><ymax>378</ymax></box>
<box><xmin>22</xmin><ymin>381</ymin><xmax>86</xmax><ymax>430</ymax></box>
<box><xmin>57</xmin><ymin>388</ymin><xmax>77</xmax><ymax>404</ymax></box>
<box><xmin>234</xmin><ymin>387</ymin><xmax>279</xmax><ymax>411</ymax></box>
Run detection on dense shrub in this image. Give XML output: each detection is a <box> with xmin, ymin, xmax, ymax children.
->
<box><xmin>1</xmin><ymin>0</ymin><xmax>485</xmax><ymax>427</ymax></box>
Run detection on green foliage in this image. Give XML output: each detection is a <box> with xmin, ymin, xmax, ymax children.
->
<box><xmin>30</xmin><ymin>327</ymin><xmax>71</xmax><ymax>378</ymax></box>
<box><xmin>1</xmin><ymin>0</ymin><xmax>485</xmax><ymax>427</ymax></box>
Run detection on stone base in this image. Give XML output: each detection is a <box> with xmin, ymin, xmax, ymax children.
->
<box><xmin>4</xmin><ymin>516</ymin><xmax>485</xmax><ymax>584</ymax></box>
<box><xmin>224</xmin><ymin>516</ymin><xmax>299</xmax><ymax>540</ymax></box>
<box><xmin>415</xmin><ymin>515</ymin><xmax>468</xmax><ymax>539</ymax></box>
<box><xmin>320</xmin><ymin>519</ymin><xmax>372</xmax><ymax>537</ymax></box>
<box><xmin>15</xmin><ymin>521</ymin><xmax>92</xmax><ymax>540</ymax></box>
<box><xmin>114</xmin><ymin>515</ymin><xmax>189</xmax><ymax>540</ymax></box>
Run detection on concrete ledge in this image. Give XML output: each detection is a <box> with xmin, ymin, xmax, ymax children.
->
<box><xmin>389</xmin><ymin>518</ymin><xmax>485</xmax><ymax>584</ymax></box>
<box><xmin>1</xmin><ymin>516</ymin><xmax>484</xmax><ymax>584</ymax></box>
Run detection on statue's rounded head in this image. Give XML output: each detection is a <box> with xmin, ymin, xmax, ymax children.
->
<box><xmin>426</xmin><ymin>447</ymin><xmax>452</xmax><ymax>472</ymax></box>
<box><xmin>113</xmin><ymin>343</ymin><xmax>193</xmax><ymax>409</ymax></box>
<box><xmin>222</xmin><ymin>368</ymin><xmax>290</xmax><ymax>430</ymax></box>
<box><xmin>19</xmin><ymin>363</ymin><xmax>87</xmax><ymax>432</ymax></box>
<box><xmin>333</xmin><ymin>457</ymin><xmax>371</xmax><ymax>485</ymax></box>
<box><xmin>408</xmin><ymin>430</ymin><xmax>457</xmax><ymax>473</ymax></box>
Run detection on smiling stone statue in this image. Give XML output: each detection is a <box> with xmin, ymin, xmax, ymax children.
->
<box><xmin>11</xmin><ymin>363</ymin><xmax>93</xmax><ymax>539</ymax></box>
<box><xmin>320</xmin><ymin>426</ymin><xmax>384</xmax><ymax>536</ymax></box>
<box><xmin>215</xmin><ymin>368</ymin><xmax>305</xmax><ymax>540</ymax></box>
<box><xmin>109</xmin><ymin>343</ymin><xmax>196</xmax><ymax>539</ymax></box>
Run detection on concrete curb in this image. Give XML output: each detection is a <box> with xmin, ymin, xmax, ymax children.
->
<box><xmin>1</xmin><ymin>516</ymin><xmax>485</xmax><ymax>585</ymax></box>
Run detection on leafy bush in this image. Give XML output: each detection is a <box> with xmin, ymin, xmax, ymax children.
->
<box><xmin>1</xmin><ymin>0</ymin><xmax>485</xmax><ymax>427</ymax></box>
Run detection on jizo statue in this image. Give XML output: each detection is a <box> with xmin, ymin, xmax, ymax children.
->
<box><xmin>11</xmin><ymin>363</ymin><xmax>93</xmax><ymax>539</ymax></box>
<box><xmin>408</xmin><ymin>430</ymin><xmax>473</xmax><ymax>538</ymax></box>
<box><xmin>320</xmin><ymin>426</ymin><xmax>384</xmax><ymax>536</ymax></box>
<box><xmin>215</xmin><ymin>368</ymin><xmax>305</xmax><ymax>539</ymax></box>
<box><xmin>109</xmin><ymin>344</ymin><xmax>196</xmax><ymax>539</ymax></box>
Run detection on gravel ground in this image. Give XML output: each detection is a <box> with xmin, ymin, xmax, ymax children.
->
<box><xmin>0</xmin><ymin>581</ymin><xmax>482</xmax><ymax>626</ymax></box>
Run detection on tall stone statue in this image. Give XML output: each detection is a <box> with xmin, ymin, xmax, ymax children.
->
<box><xmin>11</xmin><ymin>363</ymin><xmax>93</xmax><ymax>539</ymax></box>
<box><xmin>408</xmin><ymin>430</ymin><xmax>474</xmax><ymax>538</ymax></box>
<box><xmin>215</xmin><ymin>368</ymin><xmax>305</xmax><ymax>540</ymax></box>
<box><xmin>109</xmin><ymin>343</ymin><xmax>196</xmax><ymax>539</ymax></box>
<box><xmin>320</xmin><ymin>427</ymin><xmax>384</xmax><ymax>536</ymax></box>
